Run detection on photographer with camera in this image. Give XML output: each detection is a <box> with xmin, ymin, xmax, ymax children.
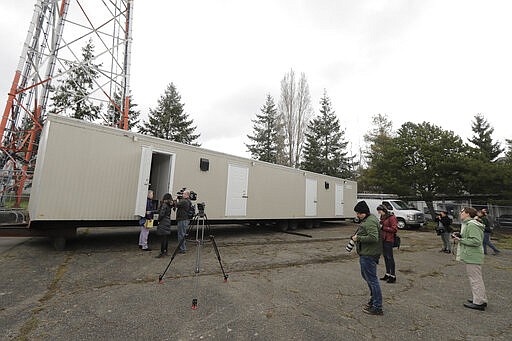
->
<box><xmin>435</xmin><ymin>210</ymin><xmax>453</xmax><ymax>254</ymax></box>
<box><xmin>452</xmin><ymin>207</ymin><xmax>488</xmax><ymax>311</ymax></box>
<box><xmin>175</xmin><ymin>189</ymin><xmax>192</xmax><ymax>254</ymax></box>
<box><xmin>351</xmin><ymin>201</ymin><xmax>383</xmax><ymax>315</ymax></box>
<box><xmin>478</xmin><ymin>209</ymin><xmax>500</xmax><ymax>255</ymax></box>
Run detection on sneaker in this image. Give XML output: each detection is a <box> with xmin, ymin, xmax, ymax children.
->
<box><xmin>363</xmin><ymin>301</ymin><xmax>372</xmax><ymax>310</ymax></box>
<box><xmin>142</xmin><ymin>248</ymin><xmax>152</xmax><ymax>251</ymax></box>
<box><xmin>178</xmin><ymin>250</ymin><xmax>187</xmax><ymax>254</ymax></box>
<box><xmin>155</xmin><ymin>253</ymin><xmax>165</xmax><ymax>258</ymax></box>
<box><xmin>467</xmin><ymin>300</ymin><xmax>487</xmax><ymax>307</ymax></box>
<box><xmin>444</xmin><ymin>250</ymin><xmax>452</xmax><ymax>254</ymax></box>
<box><xmin>387</xmin><ymin>276</ymin><xmax>396</xmax><ymax>283</ymax></box>
<box><xmin>362</xmin><ymin>306</ymin><xmax>383</xmax><ymax>315</ymax></box>
<box><xmin>380</xmin><ymin>274</ymin><xmax>390</xmax><ymax>281</ymax></box>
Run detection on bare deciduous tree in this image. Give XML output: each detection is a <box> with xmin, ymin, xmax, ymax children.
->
<box><xmin>278</xmin><ymin>69</ymin><xmax>313</xmax><ymax>167</ymax></box>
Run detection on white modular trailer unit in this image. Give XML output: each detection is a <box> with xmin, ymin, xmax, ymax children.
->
<box><xmin>28</xmin><ymin>115</ymin><xmax>357</xmax><ymax>233</ymax></box>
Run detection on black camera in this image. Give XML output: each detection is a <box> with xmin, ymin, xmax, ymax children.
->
<box><xmin>197</xmin><ymin>202</ymin><xmax>205</xmax><ymax>213</ymax></box>
<box><xmin>190</xmin><ymin>191</ymin><xmax>197</xmax><ymax>201</ymax></box>
<box><xmin>451</xmin><ymin>232</ymin><xmax>461</xmax><ymax>238</ymax></box>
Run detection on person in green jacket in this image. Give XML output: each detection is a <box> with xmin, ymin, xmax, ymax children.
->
<box><xmin>452</xmin><ymin>207</ymin><xmax>487</xmax><ymax>311</ymax></box>
<box><xmin>352</xmin><ymin>201</ymin><xmax>383</xmax><ymax>315</ymax></box>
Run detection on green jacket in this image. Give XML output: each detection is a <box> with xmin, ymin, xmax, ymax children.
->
<box><xmin>356</xmin><ymin>214</ymin><xmax>382</xmax><ymax>257</ymax></box>
<box><xmin>459</xmin><ymin>218</ymin><xmax>485</xmax><ymax>265</ymax></box>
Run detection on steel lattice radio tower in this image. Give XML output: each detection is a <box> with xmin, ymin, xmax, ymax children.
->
<box><xmin>0</xmin><ymin>0</ymin><xmax>134</xmax><ymax>208</ymax></box>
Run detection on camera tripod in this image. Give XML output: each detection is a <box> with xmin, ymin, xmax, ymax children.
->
<box><xmin>158</xmin><ymin>210</ymin><xmax>229</xmax><ymax>310</ymax></box>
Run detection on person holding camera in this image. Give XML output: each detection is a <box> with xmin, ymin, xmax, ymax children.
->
<box><xmin>478</xmin><ymin>209</ymin><xmax>500</xmax><ymax>255</ymax></box>
<box><xmin>452</xmin><ymin>207</ymin><xmax>487</xmax><ymax>311</ymax></box>
<box><xmin>352</xmin><ymin>201</ymin><xmax>383</xmax><ymax>315</ymax></box>
<box><xmin>435</xmin><ymin>210</ymin><xmax>453</xmax><ymax>254</ymax></box>
<box><xmin>377</xmin><ymin>205</ymin><xmax>398</xmax><ymax>283</ymax></box>
<box><xmin>155</xmin><ymin>193</ymin><xmax>173</xmax><ymax>258</ymax></box>
<box><xmin>175</xmin><ymin>189</ymin><xmax>192</xmax><ymax>254</ymax></box>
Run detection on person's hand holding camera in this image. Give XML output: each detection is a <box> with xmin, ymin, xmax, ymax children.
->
<box><xmin>451</xmin><ymin>232</ymin><xmax>461</xmax><ymax>241</ymax></box>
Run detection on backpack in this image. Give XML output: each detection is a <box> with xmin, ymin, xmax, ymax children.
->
<box><xmin>187</xmin><ymin>202</ymin><xmax>196</xmax><ymax>219</ymax></box>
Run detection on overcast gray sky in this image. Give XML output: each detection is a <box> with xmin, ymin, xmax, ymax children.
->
<box><xmin>1</xmin><ymin>0</ymin><xmax>511</xmax><ymax>158</ymax></box>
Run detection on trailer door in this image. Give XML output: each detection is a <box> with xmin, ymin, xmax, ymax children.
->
<box><xmin>305</xmin><ymin>178</ymin><xmax>317</xmax><ymax>216</ymax></box>
<box><xmin>225</xmin><ymin>164</ymin><xmax>249</xmax><ymax>216</ymax></box>
<box><xmin>335</xmin><ymin>183</ymin><xmax>344</xmax><ymax>216</ymax></box>
<box><xmin>134</xmin><ymin>146</ymin><xmax>153</xmax><ymax>217</ymax></box>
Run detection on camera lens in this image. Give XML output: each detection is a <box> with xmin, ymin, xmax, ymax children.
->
<box><xmin>346</xmin><ymin>239</ymin><xmax>355</xmax><ymax>252</ymax></box>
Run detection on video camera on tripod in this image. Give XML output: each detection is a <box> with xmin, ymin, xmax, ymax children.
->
<box><xmin>158</xmin><ymin>190</ymin><xmax>228</xmax><ymax>310</ymax></box>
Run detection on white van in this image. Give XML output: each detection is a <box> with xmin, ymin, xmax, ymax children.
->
<box><xmin>361</xmin><ymin>198</ymin><xmax>425</xmax><ymax>229</ymax></box>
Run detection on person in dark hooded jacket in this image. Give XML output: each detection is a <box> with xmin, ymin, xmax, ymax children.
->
<box><xmin>155</xmin><ymin>193</ymin><xmax>173</xmax><ymax>258</ymax></box>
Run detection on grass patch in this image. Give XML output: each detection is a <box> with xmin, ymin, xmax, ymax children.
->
<box><xmin>493</xmin><ymin>231</ymin><xmax>512</xmax><ymax>250</ymax></box>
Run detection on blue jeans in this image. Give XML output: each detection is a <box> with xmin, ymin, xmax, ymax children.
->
<box><xmin>441</xmin><ymin>232</ymin><xmax>452</xmax><ymax>251</ymax></box>
<box><xmin>483</xmin><ymin>232</ymin><xmax>499</xmax><ymax>254</ymax></box>
<box><xmin>177</xmin><ymin>219</ymin><xmax>189</xmax><ymax>252</ymax></box>
<box><xmin>382</xmin><ymin>241</ymin><xmax>395</xmax><ymax>276</ymax></box>
<box><xmin>360</xmin><ymin>256</ymin><xmax>382</xmax><ymax>310</ymax></box>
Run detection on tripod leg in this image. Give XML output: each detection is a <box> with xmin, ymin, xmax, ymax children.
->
<box><xmin>158</xmin><ymin>236</ymin><xmax>187</xmax><ymax>283</ymax></box>
<box><xmin>191</xmin><ymin>238</ymin><xmax>202</xmax><ymax>309</ymax></box>
<box><xmin>209</xmin><ymin>235</ymin><xmax>229</xmax><ymax>282</ymax></box>
<box><xmin>186</xmin><ymin>216</ymin><xmax>196</xmax><ymax>237</ymax></box>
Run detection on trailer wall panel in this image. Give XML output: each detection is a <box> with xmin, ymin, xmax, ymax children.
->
<box><xmin>28</xmin><ymin>115</ymin><xmax>357</xmax><ymax>223</ymax></box>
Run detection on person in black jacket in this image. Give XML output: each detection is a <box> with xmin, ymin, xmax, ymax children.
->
<box><xmin>478</xmin><ymin>209</ymin><xmax>500</xmax><ymax>255</ymax></box>
<box><xmin>155</xmin><ymin>193</ymin><xmax>173</xmax><ymax>258</ymax></box>
<box><xmin>435</xmin><ymin>210</ymin><xmax>453</xmax><ymax>253</ymax></box>
<box><xmin>175</xmin><ymin>190</ymin><xmax>192</xmax><ymax>254</ymax></box>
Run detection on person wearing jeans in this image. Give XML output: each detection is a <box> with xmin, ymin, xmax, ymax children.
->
<box><xmin>360</xmin><ymin>255</ymin><xmax>383</xmax><ymax>311</ymax></box>
<box><xmin>478</xmin><ymin>209</ymin><xmax>500</xmax><ymax>255</ymax></box>
<box><xmin>377</xmin><ymin>205</ymin><xmax>398</xmax><ymax>283</ymax></box>
<box><xmin>352</xmin><ymin>201</ymin><xmax>383</xmax><ymax>315</ymax></box>
<box><xmin>435</xmin><ymin>211</ymin><xmax>453</xmax><ymax>254</ymax></box>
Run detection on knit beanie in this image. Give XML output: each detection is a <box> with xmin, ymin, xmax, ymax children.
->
<box><xmin>354</xmin><ymin>200</ymin><xmax>370</xmax><ymax>214</ymax></box>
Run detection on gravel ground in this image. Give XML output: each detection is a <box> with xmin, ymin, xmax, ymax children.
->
<box><xmin>1</xmin><ymin>222</ymin><xmax>511</xmax><ymax>340</ymax></box>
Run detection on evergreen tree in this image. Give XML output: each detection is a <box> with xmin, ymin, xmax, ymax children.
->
<box><xmin>106</xmin><ymin>90</ymin><xmax>141</xmax><ymax>130</ymax></box>
<box><xmin>505</xmin><ymin>139</ymin><xmax>512</xmax><ymax>161</ymax></box>
<box><xmin>245</xmin><ymin>95</ymin><xmax>286</xmax><ymax>164</ymax></box>
<box><xmin>50</xmin><ymin>38</ymin><xmax>102</xmax><ymax>121</ymax></box>
<box><xmin>358</xmin><ymin>114</ymin><xmax>395</xmax><ymax>193</ymax></box>
<box><xmin>139</xmin><ymin>83</ymin><xmax>200</xmax><ymax>145</ymax></box>
<box><xmin>301</xmin><ymin>90</ymin><xmax>353</xmax><ymax>178</ymax></box>
<box><xmin>467</xmin><ymin>113</ymin><xmax>503</xmax><ymax>162</ymax></box>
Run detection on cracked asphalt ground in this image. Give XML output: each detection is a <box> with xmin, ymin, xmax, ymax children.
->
<box><xmin>1</xmin><ymin>222</ymin><xmax>511</xmax><ymax>340</ymax></box>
